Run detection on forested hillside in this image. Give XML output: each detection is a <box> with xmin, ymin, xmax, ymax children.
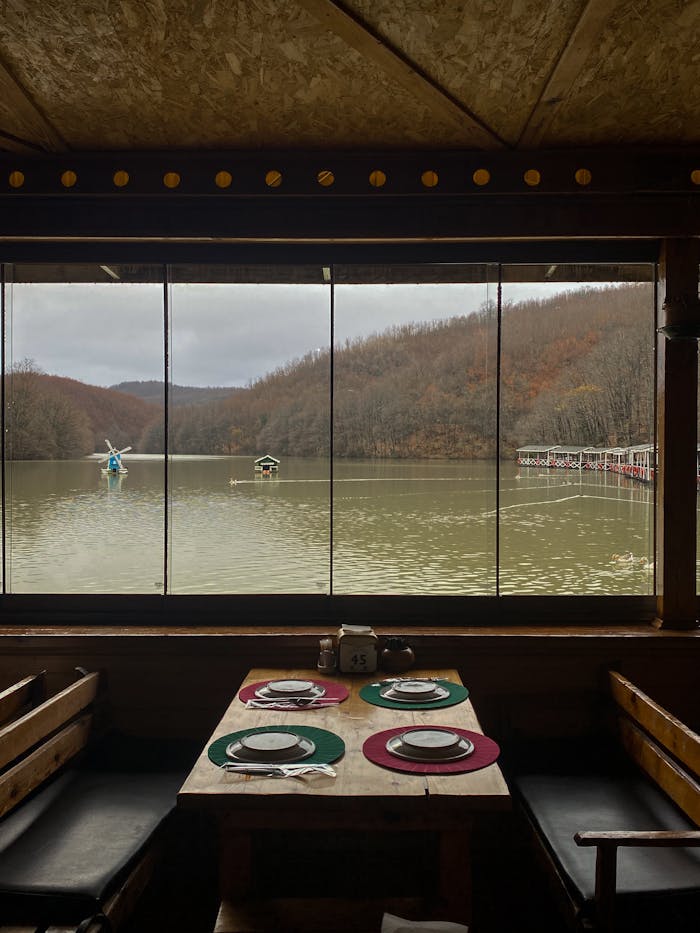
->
<box><xmin>5</xmin><ymin>362</ymin><xmax>157</xmax><ymax>459</ymax></box>
<box><xmin>4</xmin><ymin>284</ymin><xmax>654</xmax><ymax>460</ymax></box>
<box><xmin>139</xmin><ymin>282</ymin><xmax>653</xmax><ymax>458</ymax></box>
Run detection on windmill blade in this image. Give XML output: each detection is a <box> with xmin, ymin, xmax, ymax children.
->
<box><xmin>99</xmin><ymin>440</ymin><xmax>131</xmax><ymax>465</ymax></box>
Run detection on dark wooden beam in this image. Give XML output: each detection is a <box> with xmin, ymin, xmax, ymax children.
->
<box><xmin>295</xmin><ymin>0</ymin><xmax>505</xmax><ymax>149</ymax></box>
<box><xmin>656</xmin><ymin>239</ymin><xmax>700</xmax><ymax>630</ymax></box>
<box><xmin>517</xmin><ymin>0</ymin><xmax>618</xmax><ymax>148</ymax></box>
<box><xmin>2</xmin><ymin>148</ymin><xmax>700</xmax><ymax>198</ymax></box>
<box><xmin>0</xmin><ymin>192</ymin><xmax>697</xmax><ymax>242</ymax></box>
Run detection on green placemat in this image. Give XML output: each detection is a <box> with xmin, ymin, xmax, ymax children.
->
<box><xmin>208</xmin><ymin>724</ymin><xmax>345</xmax><ymax>767</ymax></box>
<box><xmin>359</xmin><ymin>679</ymin><xmax>469</xmax><ymax>710</ymax></box>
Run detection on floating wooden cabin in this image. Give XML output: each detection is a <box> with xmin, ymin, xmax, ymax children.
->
<box><xmin>1</xmin><ymin>4</ymin><xmax>700</xmax><ymax>933</ymax></box>
<box><xmin>254</xmin><ymin>455</ymin><xmax>280</xmax><ymax>476</ymax></box>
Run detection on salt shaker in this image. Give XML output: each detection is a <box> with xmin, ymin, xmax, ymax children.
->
<box><xmin>317</xmin><ymin>636</ymin><xmax>336</xmax><ymax>674</ymax></box>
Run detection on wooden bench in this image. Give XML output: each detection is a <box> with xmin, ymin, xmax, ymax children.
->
<box><xmin>0</xmin><ymin>670</ymin><xmax>184</xmax><ymax>933</ymax></box>
<box><xmin>513</xmin><ymin>671</ymin><xmax>700</xmax><ymax>932</ymax></box>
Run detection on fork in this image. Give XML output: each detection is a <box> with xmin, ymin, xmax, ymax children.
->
<box><xmin>370</xmin><ymin>677</ymin><xmax>447</xmax><ymax>686</ymax></box>
<box><xmin>221</xmin><ymin>762</ymin><xmax>336</xmax><ymax>777</ymax></box>
<box><xmin>245</xmin><ymin>697</ymin><xmax>340</xmax><ymax>708</ymax></box>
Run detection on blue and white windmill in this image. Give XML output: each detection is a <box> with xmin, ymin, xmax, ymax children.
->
<box><xmin>99</xmin><ymin>439</ymin><xmax>132</xmax><ymax>475</ymax></box>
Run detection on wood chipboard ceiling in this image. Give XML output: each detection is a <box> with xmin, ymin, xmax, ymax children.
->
<box><xmin>0</xmin><ymin>0</ymin><xmax>698</xmax><ymax>155</ymax></box>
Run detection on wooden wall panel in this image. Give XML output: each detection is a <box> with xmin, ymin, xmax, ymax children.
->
<box><xmin>0</xmin><ymin>631</ymin><xmax>697</xmax><ymax>747</ymax></box>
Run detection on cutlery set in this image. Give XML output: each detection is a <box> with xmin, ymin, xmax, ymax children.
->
<box><xmin>220</xmin><ymin>762</ymin><xmax>337</xmax><ymax>778</ymax></box>
<box><xmin>245</xmin><ymin>696</ymin><xmax>341</xmax><ymax>709</ymax></box>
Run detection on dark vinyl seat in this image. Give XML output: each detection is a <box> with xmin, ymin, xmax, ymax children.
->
<box><xmin>0</xmin><ymin>767</ymin><xmax>182</xmax><ymax>925</ymax></box>
<box><xmin>514</xmin><ymin>770</ymin><xmax>700</xmax><ymax>928</ymax></box>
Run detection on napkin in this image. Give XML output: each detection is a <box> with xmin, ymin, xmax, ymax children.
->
<box><xmin>381</xmin><ymin>913</ymin><xmax>468</xmax><ymax>933</ymax></box>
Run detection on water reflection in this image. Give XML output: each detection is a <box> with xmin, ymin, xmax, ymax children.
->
<box><xmin>2</xmin><ymin>457</ymin><xmax>655</xmax><ymax>595</ymax></box>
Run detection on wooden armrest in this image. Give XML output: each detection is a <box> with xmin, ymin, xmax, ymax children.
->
<box><xmin>574</xmin><ymin>829</ymin><xmax>700</xmax><ymax>933</ymax></box>
<box><xmin>575</xmin><ymin>830</ymin><xmax>700</xmax><ymax>847</ymax></box>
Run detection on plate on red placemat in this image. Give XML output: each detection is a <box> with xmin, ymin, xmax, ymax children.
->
<box><xmin>386</xmin><ymin>728</ymin><xmax>474</xmax><ymax>763</ymax></box>
<box><xmin>255</xmin><ymin>679</ymin><xmax>325</xmax><ymax>700</ymax></box>
<box><xmin>363</xmin><ymin>726</ymin><xmax>500</xmax><ymax>775</ymax></box>
<box><xmin>239</xmin><ymin>679</ymin><xmax>349</xmax><ymax>707</ymax></box>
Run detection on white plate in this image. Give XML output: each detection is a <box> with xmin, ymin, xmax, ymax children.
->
<box><xmin>386</xmin><ymin>729</ymin><xmax>474</xmax><ymax>762</ymax></box>
<box><xmin>379</xmin><ymin>680</ymin><xmax>450</xmax><ymax>703</ymax></box>
<box><xmin>226</xmin><ymin>730</ymin><xmax>316</xmax><ymax>763</ymax></box>
<box><xmin>255</xmin><ymin>680</ymin><xmax>326</xmax><ymax>700</ymax></box>
<box><xmin>401</xmin><ymin>729</ymin><xmax>461</xmax><ymax>751</ymax></box>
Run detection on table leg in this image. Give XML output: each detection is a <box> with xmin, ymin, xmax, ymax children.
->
<box><xmin>437</xmin><ymin>826</ymin><xmax>472</xmax><ymax>924</ymax></box>
<box><xmin>218</xmin><ymin>817</ymin><xmax>253</xmax><ymax>900</ymax></box>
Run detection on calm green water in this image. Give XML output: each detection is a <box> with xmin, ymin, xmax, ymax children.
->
<box><xmin>2</xmin><ymin>457</ymin><xmax>654</xmax><ymax>595</ymax></box>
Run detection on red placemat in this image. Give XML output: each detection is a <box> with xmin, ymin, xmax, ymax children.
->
<box><xmin>363</xmin><ymin>726</ymin><xmax>500</xmax><ymax>774</ymax></box>
<box><xmin>239</xmin><ymin>679</ymin><xmax>349</xmax><ymax>708</ymax></box>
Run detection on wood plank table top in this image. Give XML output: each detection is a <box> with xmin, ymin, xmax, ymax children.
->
<box><xmin>178</xmin><ymin>667</ymin><xmax>510</xmax><ymax>817</ymax></box>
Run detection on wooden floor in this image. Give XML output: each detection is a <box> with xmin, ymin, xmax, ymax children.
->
<box><xmin>121</xmin><ymin>811</ymin><xmax>566</xmax><ymax>933</ymax></box>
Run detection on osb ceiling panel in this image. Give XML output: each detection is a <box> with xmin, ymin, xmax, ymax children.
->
<box><xmin>541</xmin><ymin>0</ymin><xmax>700</xmax><ymax>146</ymax></box>
<box><xmin>0</xmin><ymin>0</ymin><xmax>488</xmax><ymax>150</ymax></box>
<box><xmin>0</xmin><ymin>0</ymin><xmax>696</xmax><ymax>154</ymax></box>
<box><xmin>349</xmin><ymin>0</ymin><xmax>583</xmax><ymax>146</ymax></box>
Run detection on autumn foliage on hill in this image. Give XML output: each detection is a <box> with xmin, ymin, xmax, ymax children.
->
<box><xmin>141</xmin><ymin>282</ymin><xmax>653</xmax><ymax>459</ymax></box>
<box><xmin>5</xmin><ymin>283</ymin><xmax>654</xmax><ymax>460</ymax></box>
<box><xmin>5</xmin><ymin>362</ymin><xmax>157</xmax><ymax>459</ymax></box>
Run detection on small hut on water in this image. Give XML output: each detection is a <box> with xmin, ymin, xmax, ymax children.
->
<box><xmin>254</xmin><ymin>454</ymin><xmax>280</xmax><ymax>476</ymax></box>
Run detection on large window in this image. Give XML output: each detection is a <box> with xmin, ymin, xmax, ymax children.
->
<box><xmin>4</xmin><ymin>265</ymin><xmax>165</xmax><ymax>594</ymax></box>
<box><xmin>0</xmin><ymin>261</ymin><xmax>657</xmax><ymax>607</ymax></box>
<box><xmin>500</xmin><ymin>265</ymin><xmax>655</xmax><ymax>595</ymax></box>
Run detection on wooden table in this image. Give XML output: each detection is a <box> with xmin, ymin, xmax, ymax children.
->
<box><xmin>178</xmin><ymin>667</ymin><xmax>510</xmax><ymax>933</ymax></box>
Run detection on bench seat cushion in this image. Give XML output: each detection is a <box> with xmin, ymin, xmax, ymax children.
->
<box><xmin>515</xmin><ymin>772</ymin><xmax>700</xmax><ymax>908</ymax></box>
<box><xmin>0</xmin><ymin>768</ymin><xmax>182</xmax><ymax>924</ymax></box>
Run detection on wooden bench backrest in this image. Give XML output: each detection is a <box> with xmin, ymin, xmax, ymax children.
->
<box><xmin>0</xmin><ymin>671</ymin><xmax>46</xmax><ymax>726</ymax></box>
<box><xmin>609</xmin><ymin>670</ymin><xmax>700</xmax><ymax>827</ymax></box>
<box><xmin>0</xmin><ymin>670</ymin><xmax>100</xmax><ymax>819</ymax></box>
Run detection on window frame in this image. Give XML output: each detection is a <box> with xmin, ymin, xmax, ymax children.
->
<box><xmin>0</xmin><ymin>239</ymin><xmax>670</xmax><ymax>627</ymax></box>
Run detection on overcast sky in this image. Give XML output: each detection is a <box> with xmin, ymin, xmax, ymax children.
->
<box><xmin>8</xmin><ymin>280</ymin><xmax>586</xmax><ymax>388</ymax></box>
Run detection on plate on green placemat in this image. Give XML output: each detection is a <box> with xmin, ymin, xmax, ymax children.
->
<box><xmin>360</xmin><ymin>679</ymin><xmax>469</xmax><ymax>710</ymax></box>
<box><xmin>208</xmin><ymin>724</ymin><xmax>345</xmax><ymax>768</ymax></box>
<box><xmin>379</xmin><ymin>680</ymin><xmax>450</xmax><ymax>704</ymax></box>
<box><xmin>226</xmin><ymin>730</ymin><xmax>316</xmax><ymax>763</ymax></box>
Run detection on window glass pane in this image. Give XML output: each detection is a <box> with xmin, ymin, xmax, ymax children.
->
<box><xmin>167</xmin><ymin>265</ymin><xmax>330</xmax><ymax>594</ymax></box>
<box><xmin>4</xmin><ymin>264</ymin><xmax>165</xmax><ymax>593</ymax></box>
<box><xmin>500</xmin><ymin>264</ymin><xmax>655</xmax><ymax>594</ymax></box>
<box><xmin>332</xmin><ymin>264</ymin><xmax>498</xmax><ymax>594</ymax></box>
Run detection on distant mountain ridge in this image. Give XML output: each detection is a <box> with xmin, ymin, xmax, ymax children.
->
<box><xmin>110</xmin><ymin>380</ymin><xmax>240</xmax><ymax>407</ymax></box>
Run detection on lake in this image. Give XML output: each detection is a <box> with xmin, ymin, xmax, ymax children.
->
<box><xmin>2</xmin><ymin>457</ymin><xmax>655</xmax><ymax>595</ymax></box>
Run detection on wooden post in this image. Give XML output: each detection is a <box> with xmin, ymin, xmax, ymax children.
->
<box><xmin>656</xmin><ymin>239</ymin><xmax>700</xmax><ymax>629</ymax></box>
<box><xmin>593</xmin><ymin>843</ymin><xmax>617</xmax><ymax>933</ymax></box>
